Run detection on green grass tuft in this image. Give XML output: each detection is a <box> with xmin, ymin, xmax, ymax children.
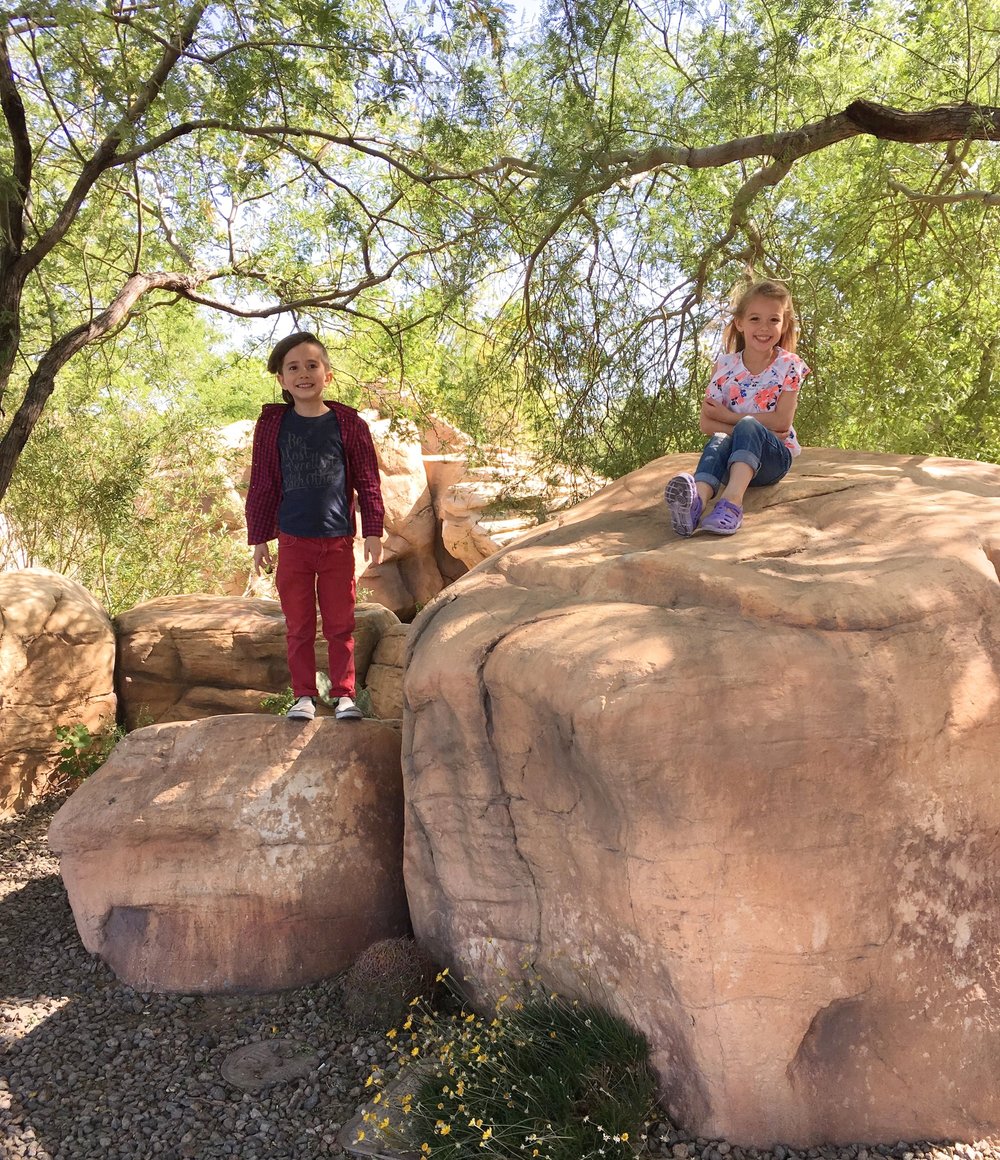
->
<box><xmin>358</xmin><ymin>978</ymin><xmax>656</xmax><ymax>1159</ymax></box>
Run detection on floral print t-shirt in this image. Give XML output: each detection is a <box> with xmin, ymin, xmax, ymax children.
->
<box><xmin>705</xmin><ymin>347</ymin><xmax>810</xmax><ymax>456</ymax></box>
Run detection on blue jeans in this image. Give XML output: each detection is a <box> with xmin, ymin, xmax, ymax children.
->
<box><xmin>694</xmin><ymin>415</ymin><xmax>792</xmax><ymax>493</ymax></box>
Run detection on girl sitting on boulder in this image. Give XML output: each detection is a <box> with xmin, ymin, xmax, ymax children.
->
<box><xmin>664</xmin><ymin>278</ymin><xmax>810</xmax><ymax>536</ymax></box>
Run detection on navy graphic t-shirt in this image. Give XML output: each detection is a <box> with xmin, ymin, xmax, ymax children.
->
<box><xmin>277</xmin><ymin>408</ymin><xmax>352</xmax><ymax>537</ymax></box>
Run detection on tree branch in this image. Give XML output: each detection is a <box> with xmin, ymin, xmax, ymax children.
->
<box><xmin>0</xmin><ymin>269</ymin><xmax>207</xmax><ymax>498</ymax></box>
<box><xmin>16</xmin><ymin>2</ymin><xmax>208</xmax><ymax>278</ymax></box>
<box><xmin>0</xmin><ymin>33</ymin><xmax>32</xmax><ymax>262</ymax></box>
<box><xmin>888</xmin><ymin>178</ymin><xmax>1000</xmax><ymax>207</ymax></box>
<box><xmin>590</xmin><ymin>101</ymin><xmax>1000</xmax><ymax>183</ymax></box>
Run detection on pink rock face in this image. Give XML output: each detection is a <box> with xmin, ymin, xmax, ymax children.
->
<box><xmin>401</xmin><ymin>448</ymin><xmax>1000</xmax><ymax>1147</ymax></box>
<box><xmin>49</xmin><ymin>715</ymin><xmax>408</xmax><ymax>993</ymax></box>
<box><xmin>0</xmin><ymin>567</ymin><xmax>116</xmax><ymax>815</ymax></box>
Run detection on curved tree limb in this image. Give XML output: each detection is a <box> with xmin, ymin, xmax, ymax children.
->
<box><xmin>888</xmin><ymin>178</ymin><xmax>1000</xmax><ymax>206</ymax></box>
<box><xmin>0</xmin><ymin>270</ymin><xmax>207</xmax><ymax>498</ymax></box>
<box><xmin>590</xmin><ymin>101</ymin><xmax>1000</xmax><ymax>181</ymax></box>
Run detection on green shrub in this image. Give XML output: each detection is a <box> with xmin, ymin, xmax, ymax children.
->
<box><xmin>358</xmin><ymin>976</ymin><xmax>656</xmax><ymax>1159</ymax></box>
<box><xmin>53</xmin><ymin>721</ymin><xmax>126</xmax><ymax>783</ymax></box>
<box><xmin>260</xmin><ymin>687</ymin><xmax>295</xmax><ymax>715</ymax></box>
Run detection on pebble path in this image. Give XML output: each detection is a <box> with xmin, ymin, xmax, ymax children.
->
<box><xmin>2</xmin><ymin>791</ymin><xmax>997</xmax><ymax>1160</ymax></box>
<box><xmin>0</xmin><ymin>792</ymin><xmax>393</xmax><ymax>1159</ymax></box>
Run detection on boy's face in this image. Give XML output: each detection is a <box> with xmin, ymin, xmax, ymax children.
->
<box><xmin>277</xmin><ymin>341</ymin><xmax>332</xmax><ymax>404</ymax></box>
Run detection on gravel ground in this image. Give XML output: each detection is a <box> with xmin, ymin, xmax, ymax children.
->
<box><xmin>2</xmin><ymin>792</ymin><xmax>997</xmax><ymax>1160</ymax></box>
<box><xmin>0</xmin><ymin>791</ymin><xmax>395</xmax><ymax>1160</ymax></box>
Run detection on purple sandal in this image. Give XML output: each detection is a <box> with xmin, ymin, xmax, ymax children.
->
<box><xmin>664</xmin><ymin>473</ymin><xmax>704</xmax><ymax>537</ymax></box>
<box><xmin>700</xmin><ymin>497</ymin><xmax>743</xmax><ymax>535</ymax></box>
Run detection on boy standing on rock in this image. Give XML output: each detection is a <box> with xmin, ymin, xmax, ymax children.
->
<box><xmin>246</xmin><ymin>332</ymin><xmax>385</xmax><ymax>721</ymax></box>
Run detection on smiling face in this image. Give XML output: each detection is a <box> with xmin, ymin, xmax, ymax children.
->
<box><xmin>734</xmin><ymin>294</ymin><xmax>787</xmax><ymax>360</ymax></box>
<box><xmin>277</xmin><ymin>341</ymin><xmax>333</xmax><ymax>410</ymax></box>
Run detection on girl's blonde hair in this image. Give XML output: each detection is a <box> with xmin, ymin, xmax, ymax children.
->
<box><xmin>722</xmin><ymin>279</ymin><xmax>798</xmax><ymax>354</ymax></box>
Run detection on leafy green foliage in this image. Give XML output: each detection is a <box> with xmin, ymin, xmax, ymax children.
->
<box><xmin>53</xmin><ymin>722</ymin><xmax>126</xmax><ymax>783</ymax></box>
<box><xmin>3</xmin><ymin>0</ymin><xmax>1000</xmax><ymax>545</ymax></box>
<box><xmin>3</xmin><ymin>313</ymin><xmax>249</xmax><ymax>615</ymax></box>
<box><xmin>260</xmin><ymin>688</ymin><xmax>296</xmax><ymax>715</ymax></box>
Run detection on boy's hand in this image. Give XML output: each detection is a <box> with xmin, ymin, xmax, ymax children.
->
<box><xmin>252</xmin><ymin>543</ymin><xmax>273</xmax><ymax>575</ymax></box>
<box><xmin>363</xmin><ymin>536</ymin><xmax>383</xmax><ymax>566</ymax></box>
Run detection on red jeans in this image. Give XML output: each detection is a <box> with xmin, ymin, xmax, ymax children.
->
<box><xmin>275</xmin><ymin>533</ymin><xmax>356</xmax><ymax>699</ymax></box>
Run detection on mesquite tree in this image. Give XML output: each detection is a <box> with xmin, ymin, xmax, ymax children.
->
<box><xmin>2</xmin><ymin>0</ymin><xmax>1000</xmax><ymax>504</ymax></box>
<box><xmin>0</xmin><ymin>0</ymin><xmax>517</xmax><ymax>500</ymax></box>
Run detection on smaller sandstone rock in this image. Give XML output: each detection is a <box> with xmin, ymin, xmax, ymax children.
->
<box><xmin>365</xmin><ymin>622</ymin><xmax>410</xmax><ymax>719</ymax></box>
<box><xmin>0</xmin><ymin>568</ymin><xmax>116</xmax><ymax>815</ymax></box>
<box><xmin>48</xmin><ymin>714</ymin><xmax>409</xmax><ymax>993</ymax></box>
<box><xmin>114</xmin><ymin>594</ymin><xmax>400</xmax><ymax>727</ymax></box>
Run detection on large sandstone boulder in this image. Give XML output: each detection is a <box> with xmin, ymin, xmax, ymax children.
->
<box><xmin>402</xmin><ymin>448</ymin><xmax>1000</xmax><ymax>1148</ymax></box>
<box><xmin>0</xmin><ymin>568</ymin><xmax>116</xmax><ymax>816</ymax></box>
<box><xmin>48</xmin><ymin>714</ymin><xmax>408</xmax><ymax>992</ymax></box>
<box><xmin>428</xmin><ymin>449</ymin><xmax>601</xmax><ymax>572</ymax></box>
<box><xmin>115</xmin><ymin>594</ymin><xmax>399</xmax><ymax>728</ymax></box>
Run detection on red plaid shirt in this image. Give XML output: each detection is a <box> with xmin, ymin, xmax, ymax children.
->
<box><xmin>245</xmin><ymin>402</ymin><xmax>385</xmax><ymax>545</ymax></box>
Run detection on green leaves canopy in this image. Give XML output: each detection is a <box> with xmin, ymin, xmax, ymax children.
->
<box><xmin>1</xmin><ymin>0</ymin><xmax>999</xmax><ymax>513</ymax></box>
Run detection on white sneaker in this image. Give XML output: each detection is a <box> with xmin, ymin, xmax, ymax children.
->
<box><xmin>335</xmin><ymin>696</ymin><xmax>363</xmax><ymax>721</ymax></box>
<box><xmin>286</xmin><ymin>696</ymin><xmax>316</xmax><ymax>720</ymax></box>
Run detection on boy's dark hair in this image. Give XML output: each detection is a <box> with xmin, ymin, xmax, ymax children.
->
<box><xmin>266</xmin><ymin>331</ymin><xmax>330</xmax><ymax>374</ymax></box>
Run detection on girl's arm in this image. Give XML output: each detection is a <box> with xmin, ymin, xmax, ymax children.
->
<box><xmin>700</xmin><ymin>398</ymin><xmax>737</xmax><ymax>435</ymax></box>
<box><xmin>701</xmin><ymin>392</ymin><xmax>799</xmax><ymax>439</ymax></box>
<box><xmin>755</xmin><ymin>389</ymin><xmax>799</xmax><ymax>439</ymax></box>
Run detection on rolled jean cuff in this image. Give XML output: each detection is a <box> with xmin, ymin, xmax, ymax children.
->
<box><xmin>729</xmin><ymin>448</ymin><xmax>761</xmax><ymax>472</ymax></box>
<box><xmin>694</xmin><ymin>470</ymin><xmax>721</xmax><ymax>491</ymax></box>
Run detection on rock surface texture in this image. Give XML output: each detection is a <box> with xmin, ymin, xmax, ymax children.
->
<box><xmin>48</xmin><ymin>714</ymin><xmax>409</xmax><ymax>993</ymax></box>
<box><xmin>401</xmin><ymin>448</ymin><xmax>1000</xmax><ymax>1148</ymax></box>
<box><xmin>114</xmin><ymin>594</ymin><xmax>399</xmax><ymax>727</ymax></box>
<box><xmin>365</xmin><ymin>621</ymin><xmax>410</xmax><ymax>721</ymax></box>
<box><xmin>0</xmin><ymin>567</ymin><xmax>117</xmax><ymax>816</ymax></box>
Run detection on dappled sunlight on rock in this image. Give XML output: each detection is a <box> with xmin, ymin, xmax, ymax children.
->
<box><xmin>401</xmin><ymin>446</ymin><xmax>1000</xmax><ymax>1148</ymax></box>
<box><xmin>48</xmin><ymin>715</ymin><xmax>408</xmax><ymax>994</ymax></box>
